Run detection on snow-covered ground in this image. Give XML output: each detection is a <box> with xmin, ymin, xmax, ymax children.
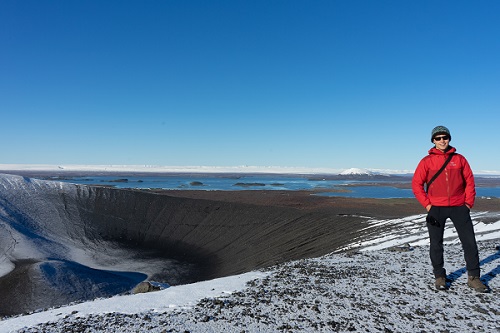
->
<box><xmin>1</xmin><ymin>211</ymin><xmax>499</xmax><ymax>332</ymax></box>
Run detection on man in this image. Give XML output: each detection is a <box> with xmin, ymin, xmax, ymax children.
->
<box><xmin>412</xmin><ymin>126</ymin><xmax>488</xmax><ymax>292</ymax></box>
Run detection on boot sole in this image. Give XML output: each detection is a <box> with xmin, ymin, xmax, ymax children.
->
<box><xmin>468</xmin><ymin>285</ymin><xmax>489</xmax><ymax>293</ymax></box>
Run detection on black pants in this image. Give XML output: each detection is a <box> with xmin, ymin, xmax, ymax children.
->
<box><xmin>426</xmin><ymin>205</ymin><xmax>480</xmax><ymax>278</ymax></box>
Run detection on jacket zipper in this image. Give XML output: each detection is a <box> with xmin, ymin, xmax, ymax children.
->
<box><xmin>445</xmin><ymin>155</ymin><xmax>451</xmax><ymax>205</ymax></box>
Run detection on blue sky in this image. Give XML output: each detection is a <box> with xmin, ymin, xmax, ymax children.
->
<box><xmin>1</xmin><ymin>0</ymin><xmax>499</xmax><ymax>172</ymax></box>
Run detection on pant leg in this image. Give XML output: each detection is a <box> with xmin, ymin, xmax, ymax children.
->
<box><xmin>427</xmin><ymin>206</ymin><xmax>447</xmax><ymax>277</ymax></box>
<box><xmin>450</xmin><ymin>205</ymin><xmax>481</xmax><ymax>277</ymax></box>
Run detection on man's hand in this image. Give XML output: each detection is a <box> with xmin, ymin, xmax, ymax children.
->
<box><xmin>426</xmin><ymin>204</ymin><xmax>432</xmax><ymax>212</ymax></box>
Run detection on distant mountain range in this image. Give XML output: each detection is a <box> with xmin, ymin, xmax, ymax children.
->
<box><xmin>0</xmin><ymin>164</ymin><xmax>498</xmax><ymax>177</ymax></box>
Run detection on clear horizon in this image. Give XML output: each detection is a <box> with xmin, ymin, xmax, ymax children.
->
<box><xmin>2</xmin><ymin>163</ymin><xmax>500</xmax><ymax>176</ymax></box>
<box><xmin>1</xmin><ymin>1</ymin><xmax>500</xmax><ymax>171</ymax></box>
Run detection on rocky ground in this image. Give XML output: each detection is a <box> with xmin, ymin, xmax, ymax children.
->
<box><xmin>13</xmin><ymin>240</ymin><xmax>500</xmax><ymax>333</ymax></box>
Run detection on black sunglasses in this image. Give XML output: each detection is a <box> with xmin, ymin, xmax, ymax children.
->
<box><xmin>434</xmin><ymin>136</ymin><xmax>449</xmax><ymax>141</ymax></box>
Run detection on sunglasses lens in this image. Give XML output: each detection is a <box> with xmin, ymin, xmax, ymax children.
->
<box><xmin>434</xmin><ymin>136</ymin><xmax>449</xmax><ymax>141</ymax></box>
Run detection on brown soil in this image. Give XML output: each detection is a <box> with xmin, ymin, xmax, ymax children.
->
<box><xmin>150</xmin><ymin>189</ymin><xmax>500</xmax><ymax>218</ymax></box>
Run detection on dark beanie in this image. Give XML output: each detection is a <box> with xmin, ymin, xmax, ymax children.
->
<box><xmin>431</xmin><ymin>126</ymin><xmax>451</xmax><ymax>142</ymax></box>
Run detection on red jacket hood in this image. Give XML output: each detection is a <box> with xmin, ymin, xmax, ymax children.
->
<box><xmin>427</xmin><ymin>146</ymin><xmax>457</xmax><ymax>156</ymax></box>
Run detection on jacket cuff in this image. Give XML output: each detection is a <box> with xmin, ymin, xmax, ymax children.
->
<box><xmin>421</xmin><ymin>199</ymin><xmax>431</xmax><ymax>209</ymax></box>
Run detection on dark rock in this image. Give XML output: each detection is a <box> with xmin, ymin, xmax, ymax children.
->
<box><xmin>387</xmin><ymin>243</ymin><xmax>414</xmax><ymax>252</ymax></box>
<box><xmin>233</xmin><ymin>182</ymin><xmax>266</xmax><ymax>187</ymax></box>
<box><xmin>132</xmin><ymin>282</ymin><xmax>161</xmax><ymax>294</ymax></box>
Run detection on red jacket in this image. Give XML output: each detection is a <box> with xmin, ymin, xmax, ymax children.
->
<box><xmin>412</xmin><ymin>146</ymin><xmax>475</xmax><ymax>209</ymax></box>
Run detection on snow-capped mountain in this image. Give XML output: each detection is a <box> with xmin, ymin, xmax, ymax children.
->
<box><xmin>339</xmin><ymin>167</ymin><xmax>374</xmax><ymax>175</ymax></box>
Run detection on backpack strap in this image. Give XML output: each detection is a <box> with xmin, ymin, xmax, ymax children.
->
<box><xmin>425</xmin><ymin>153</ymin><xmax>455</xmax><ymax>193</ymax></box>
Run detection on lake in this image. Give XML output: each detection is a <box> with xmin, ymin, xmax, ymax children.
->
<box><xmin>54</xmin><ymin>175</ymin><xmax>500</xmax><ymax>199</ymax></box>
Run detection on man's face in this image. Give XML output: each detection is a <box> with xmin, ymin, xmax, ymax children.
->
<box><xmin>433</xmin><ymin>135</ymin><xmax>450</xmax><ymax>151</ymax></box>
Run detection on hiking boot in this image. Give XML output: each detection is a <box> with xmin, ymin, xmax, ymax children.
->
<box><xmin>435</xmin><ymin>276</ymin><xmax>447</xmax><ymax>290</ymax></box>
<box><xmin>467</xmin><ymin>276</ymin><xmax>489</xmax><ymax>293</ymax></box>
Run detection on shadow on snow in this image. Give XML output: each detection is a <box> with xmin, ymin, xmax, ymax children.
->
<box><xmin>446</xmin><ymin>247</ymin><xmax>500</xmax><ymax>289</ymax></box>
